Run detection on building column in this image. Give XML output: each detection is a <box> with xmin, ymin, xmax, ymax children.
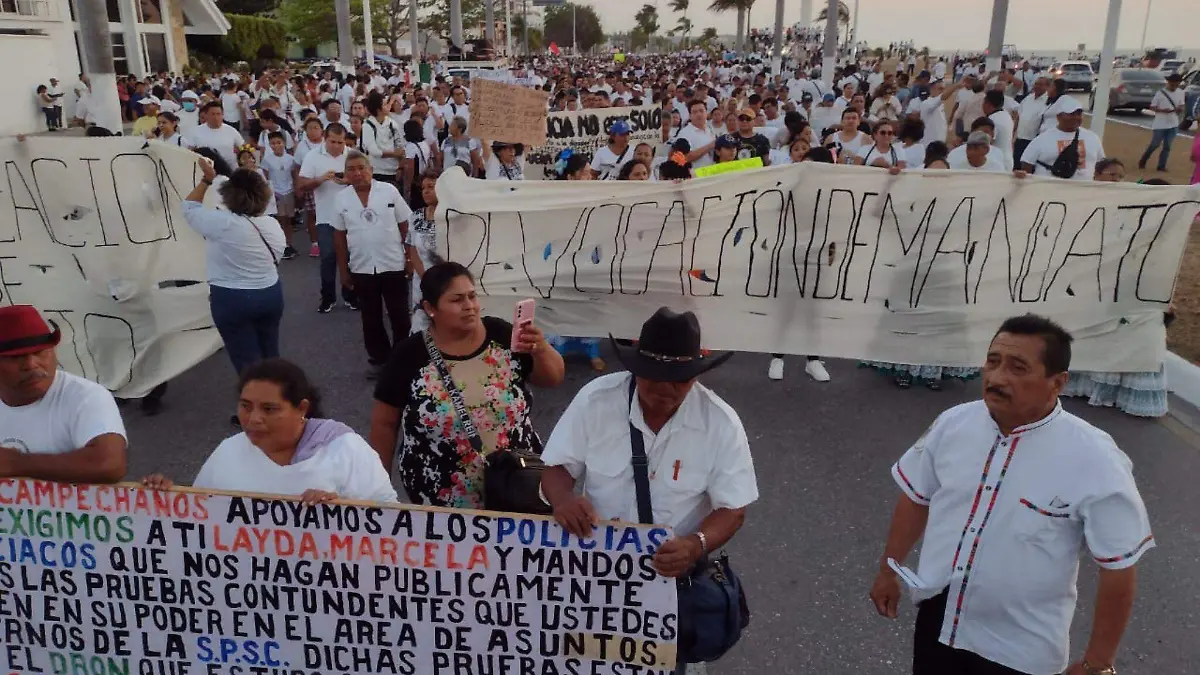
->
<box><xmin>117</xmin><ymin>0</ymin><xmax>147</xmax><ymax>77</ymax></box>
<box><xmin>160</xmin><ymin>0</ymin><xmax>188</xmax><ymax>72</ymax></box>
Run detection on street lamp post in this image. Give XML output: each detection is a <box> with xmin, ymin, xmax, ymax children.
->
<box><xmin>821</xmin><ymin>0</ymin><xmax>837</xmax><ymax>88</ymax></box>
<box><xmin>1139</xmin><ymin>0</ymin><xmax>1152</xmax><ymax>52</ymax></box>
<box><xmin>985</xmin><ymin>0</ymin><xmax>1008</xmax><ymax>73</ymax></box>
<box><xmin>1091</xmin><ymin>0</ymin><xmax>1122</xmax><ymax>141</ymax></box>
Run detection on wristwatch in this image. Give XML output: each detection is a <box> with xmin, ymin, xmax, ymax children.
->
<box><xmin>1082</xmin><ymin>660</ymin><xmax>1117</xmax><ymax>675</ymax></box>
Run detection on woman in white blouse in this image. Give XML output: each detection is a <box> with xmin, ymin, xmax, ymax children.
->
<box><xmin>143</xmin><ymin>358</ymin><xmax>397</xmax><ymax>504</ymax></box>
<box><xmin>482</xmin><ymin>141</ymin><xmax>525</xmax><ymax>181</ymax></box>
<box><xmin>183</xmin><ymin>154</ymin><xmax>286</xmax><ymax>377</ymax></box>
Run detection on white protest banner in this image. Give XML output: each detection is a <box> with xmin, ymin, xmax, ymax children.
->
<box><xmin>436</xmin><ymin>165</ymin><xmax>1200</xmax><ymax>371</ymax></box>
<box><xmin>0</xmin><ymin>138</ymin><xmax>221</xmax><ymax>397</ymax></box>
<box><xmin>525</xmin><ymin>105</ymin><xmax>663</xmax><ymax>180</ymax></box>
<box><xmin>0</xmin><ymin>479</ymin><xmax>678</xmax><ymax>674</ymax></box>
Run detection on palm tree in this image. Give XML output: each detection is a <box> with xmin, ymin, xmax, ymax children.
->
<box><xmin>634</xmin><ymin>3</ymin><xmax>660</xmax><ymax>52</ymax></box>
<box><xmin>815</xmin><ymin>0</ymin><xmax>851</xmax><ymax>47</ymax></box>
<box><xmin>708</xmin><ymin>0</ymin><xmax>754</xmax><ymax>55</ymax></box>
<box><xmin>669</xmin><ymin>0</ymin><xmax>691</xmax><ymax>45</ymax></box>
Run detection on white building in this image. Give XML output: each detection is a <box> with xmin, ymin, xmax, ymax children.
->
<box><xmin>0</xmin><ymin>0</ymin><xmax>229</xmax><ymax>135</ymax></box>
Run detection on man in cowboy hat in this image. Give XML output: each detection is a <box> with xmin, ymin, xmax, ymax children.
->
<box><xmin>540</xmin><ymin>307</ymin><xmax>758</xmax><ymax>578</ymax></box>
<box><xmin>0</xmin><ymin>305</ymin><xmax>127</xmax><ymax>483</ymax></box>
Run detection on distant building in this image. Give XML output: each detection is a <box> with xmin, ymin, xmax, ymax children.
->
<box><xmin>1</xmin><ymin>0</ymin><xmax>229</xmax><ymax>134</ymax></box>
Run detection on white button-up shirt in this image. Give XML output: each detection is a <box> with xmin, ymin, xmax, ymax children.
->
<box><xmin>298</xmin><ymin>146</ymin><xmax>348</xmax><ymax>225</ymax></box>
<box><xmin>541</xmin><ymin>372</ymin><xmax>759</xmax><ymax>536</ymax></box>
<box><xmin>331</xmin><ymin>181</ymin><xmax>412</xmax><ymax>275</ymax></box>
<box><xmin>893</xmin><ymin>400</ymin><xmax>1154</xmax><ymax>675</ymax></box>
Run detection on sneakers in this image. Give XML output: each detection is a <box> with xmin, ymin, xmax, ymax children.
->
<box><xmin>309</xmin><ymin>242</ymin><xmax>320</xmax><ymax>258</ymax></box>
<box><xmin>281</xmin><ymin>245</ymin><xmax>298</xmax><ymax>260</ymax></box>
<box><xmin>768</xmin><ymin>357</ymin><xmax>784</xmax><ymax>380</ymax></box>
<box><xmin>805</xmin><ymin>359</ymin><xmax>831</xmax><ymax>382</ymax></box>
<box><xmin>344</xmin><ymin>299</ymin><xmax>359</xmax><ymax>311</ymax></box>
<box><xmin>317</xmin><ymin>300</ymin><xmax>334</xmax><ymax>313</ymax></box>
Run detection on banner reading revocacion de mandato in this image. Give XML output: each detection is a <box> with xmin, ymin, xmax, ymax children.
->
<box><xmin>0</xmin><ymin>479</ymin><xmax>679</xmax><ymax>675</ymax></box>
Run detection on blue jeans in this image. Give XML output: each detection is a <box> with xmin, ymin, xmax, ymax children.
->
<box><xmin>209</xmin><ymin>281</ymin><xmax>284</xmax><ymax>373</ymax></box>
<box><xmin>316</xmin><ymin>223</ymin><xmax>357</xmax><ymax>305</ymax></box>
<box><xmin>1140</xmin><ymin>126</ymin><xmax>1178</xmax><ymax>170</ymax></box>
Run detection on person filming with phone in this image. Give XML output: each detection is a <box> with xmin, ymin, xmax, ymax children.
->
<box><xmin>369</xmin><ymin>262</ymin><xmax>565</xmax><ymax>508</ymax></box>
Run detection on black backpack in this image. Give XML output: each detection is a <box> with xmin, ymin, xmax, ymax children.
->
<box><xmin>1039</xmin><ymin>129</ymin><xmax>1080</xmax><ymax>179</ymax></box>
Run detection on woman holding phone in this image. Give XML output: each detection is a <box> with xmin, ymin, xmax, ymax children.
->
<box><xmin>368</xmin><ymin>262</ymin><xmax>565</xmax><ymax>508</ymax></box>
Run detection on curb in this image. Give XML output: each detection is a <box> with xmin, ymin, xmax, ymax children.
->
<box><xmin>1165</xmin><ymin>352</ymin><xmax>1200</xmax><ymax>408</ymax></box>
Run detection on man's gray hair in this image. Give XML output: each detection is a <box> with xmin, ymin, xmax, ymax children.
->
<box><xmin>345</xmin><ymin>148</ymin><xmax>370</xmax><ymax>165</ymax></box>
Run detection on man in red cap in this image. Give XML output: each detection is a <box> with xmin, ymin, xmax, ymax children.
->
<box><xmin>0</xmin><ymin>305</ymin><xmax>127</xmax><ymax>483</ymax></box>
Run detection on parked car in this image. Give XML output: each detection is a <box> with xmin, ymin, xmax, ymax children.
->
<box><xmin>1090</xmin><ymin>68</ymin><xmax>1168</xmax><ymax>114</ymax></box>
<box><xmin>1050</xmin><ymin>60</ymin><xmax>1095</xmax><ymax>92</ymax></box>
<box><xmin>1157</xmin><ymin>59</ymin><xmax>1187</xmax><ymax>75</ymax></box>
<box><xmin>1181</xmin><ymin>69</ymin><xmax>1200</xmax><ymax>130</ymax></box>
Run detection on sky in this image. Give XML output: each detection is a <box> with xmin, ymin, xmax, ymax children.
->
<box><xmin>587</xmin><ymin>0</ymin><xmax>1197</xmax><ymax>52</ymax></box>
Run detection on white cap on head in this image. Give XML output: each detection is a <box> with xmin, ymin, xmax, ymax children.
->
<box><xmin>138</xmin><ymin>95</ymin><xmax>161</xmax><ymax>106</ymax></box>
<box><xmin>181</xmin><ymin>90</ymin><xmax>199</xmax><ymax>100</ymax></box>
<box><xmin>1058</xmin><ymin>97</ymin><xmax>1083</xmax><ymax>114</ymax></box>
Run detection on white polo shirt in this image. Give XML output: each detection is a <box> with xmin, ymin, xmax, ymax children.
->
<box><xmin>541</xmin><ymin>372</ymin><xmax>759</xmax><ymax>536</ymax></box>
<box><xmin>330</xmin><ymin>181</ymin><xmax>412</xmax><ymax>275</ymax></box>
<box><xmin>298</xmin><ymin>146</ymin><xmax>349</xmax><ymax>224</ymax></box>
<box><xmin>892</xmin><ymin>400</ymin><xmax>1153</xmax><ymax>675</ymax></box>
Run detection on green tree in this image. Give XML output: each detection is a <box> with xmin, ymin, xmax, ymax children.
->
<box><xmin>667</xmin><ymin>0</ymin><xmax>690</xmax><ymax>45</ymax></box>
<box><xmin>423</xmin><ymin>0</ymin><xmax>486</xmax><ymax>44</ymax></box>
<box><xmin>815</xmin><ymin>0</ymin><xmax>850</xmax><ymax>47</ymax></box>
<box><xmin>189</xmin><ymin>13</ymin><xmax>287</xmax><ymax>63</ymax></box>
<box><xmin>215</xmin><ymin>0</ymin><xmax>279</xmax><ymax>17</ymax></box>
<box><xmin>707</xmin><ymin>0</ymin><xmax>752</xmax><ymax>54</ymax></box>
<box><xmin>542</xmin><ymin>3</ymin><xmax>604</xmax><ymax>53</ymax></box>
<box><xmin>629</xmin><ymin>26</ymin><xmax>649</xmax><ymax>52</ymax></box>
<box><xmin>277</xmin><ymin>0</ymin><xmax>393</xmax><ymax>49</ymax></box>
<box><xmin>510</xmin><ymin>13</ymin><xmax>544</xmax><ymax>54</ymax></box>
<box><xmin>633</xmin><ymin>4</ymin><xmax>658</xmax><ymax>51</ymax></box>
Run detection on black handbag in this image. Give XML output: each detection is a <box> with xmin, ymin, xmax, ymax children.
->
<box><xmin>423</xmin><ymin>331</ymin><xmax>551</xmax><ymax>515</ymax></box>
<box><xmin>627</xmin><ymin>378</ymin><xmax>750</xmax><ymax>664</ymax></box>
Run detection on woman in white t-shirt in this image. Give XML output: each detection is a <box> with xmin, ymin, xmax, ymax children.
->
<box><xmin>769</xmin><ymin>136</ymin><xmax>812</xmax><ymax>165</ymax></box>
<box><xmin>854</xmin><ymin>119</ymin><xmax>907</xmax><ymax>169</ymax></box>
<box><xmin>143</xmin><ymin>359</ymin><xmax>397</xmax><ymax>503</ymax></box>
<box><xmin>825</xmin><ymin>108</ymin><xmax>870</xmax><ymax>165</ymax></box>
<box><xmin>439</xmin><ymin>116</ymin><xmax>482</xmax><ymax>175</ymax></box>
<box><xmin>182</xmin><ymin>153</ymin><xmax>285</xmax><ymax>377</ymax></box>
<box><xmin>483</xmin><ymin>141</ymin><xmax>526</xmax><ymax>181</ymax></box>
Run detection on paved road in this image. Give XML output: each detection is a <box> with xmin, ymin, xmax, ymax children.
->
<box><xmin>121</xmin><ymin>251</ymin><xmax>1200</xmax><ymax>674</ymax></box>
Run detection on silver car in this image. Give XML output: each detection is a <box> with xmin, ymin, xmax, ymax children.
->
<box><xmin>1181</xmin><ymin>69</ymin><xmax>1200</xmax><ymax>130</ymax></box>
<box><xmin>1050</xmin><ymin>61</ymin><xmax>1095</xmax><ymax>92</ymax></box>
<box><xmin>1090</xmin><ymin>68</ymin><xmax>1167</xmax><ymax>113</ymax></box>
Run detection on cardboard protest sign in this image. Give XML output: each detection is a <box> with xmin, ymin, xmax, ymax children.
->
<box><xmin>0</xmin><ymin>480</ymin><xmax>679</xmax><ymax>674</ymax></box>
<box><xmin>0</xmin><ymin>137</ymin><xmax>221</xmax><ymax>397</ymax></box>
<box><xmin>468</xmin><ymin>78</ymin><xmax>549</xmax><ymax>147</ymax></box>
<box><xmin>435</xmin><ymin>165</ymin><xmax>1200</xmax><ymax>371</ymax></box>
<box><xmin>526</xmin><ymin>105</ymin><xmax>663</xmax><ymax>180</ymax></box>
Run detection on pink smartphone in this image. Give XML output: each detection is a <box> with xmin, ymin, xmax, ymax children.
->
<box><xmin>511</xmin><ymin>299</ymin><xmax>536</xmax><ymax>351</ymax></box>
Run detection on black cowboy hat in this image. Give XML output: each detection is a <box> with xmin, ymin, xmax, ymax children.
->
<box><xmin>609</xmin><ymin>307</ymin><xmax>732</xmax><ymax>383</ymax></box>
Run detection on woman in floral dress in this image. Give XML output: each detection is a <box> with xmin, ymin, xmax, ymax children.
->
<box><xmin>368</xmin><ymin>262</ymin><xmax>565</xmax><ymax>507</ymax></box>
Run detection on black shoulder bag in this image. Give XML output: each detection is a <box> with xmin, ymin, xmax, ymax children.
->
<box><xmin>422</xmin><ymin>330</ymin><xmax>551</xmax><ymax>515</ymax></box>
<box><xmin>627</xmin><ymin>378</ymin><xmax>749</xmax><ymax>664</ymax></box>
<box><xmin>1037</xmin><ymin>128</ymin><xmax>1080</xmax><ymax>179</ymax></box>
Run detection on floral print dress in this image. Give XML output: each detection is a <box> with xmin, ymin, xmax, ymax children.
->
<box><xmin>374</xmin><ymin>317</ymin><xmax>538</xmax><ymax>509</ymax></box>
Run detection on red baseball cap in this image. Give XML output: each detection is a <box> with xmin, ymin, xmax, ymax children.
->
<box><xmin>0</xmin><ymin>305</ymin><xmax>61</xmax><ymax>356</ymax></box>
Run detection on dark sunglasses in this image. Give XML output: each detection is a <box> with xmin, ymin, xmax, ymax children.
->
<box><xmin>738</xmin><ymin>115</ymin><xmax>753</xmax><ymax>121</ymax></box>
